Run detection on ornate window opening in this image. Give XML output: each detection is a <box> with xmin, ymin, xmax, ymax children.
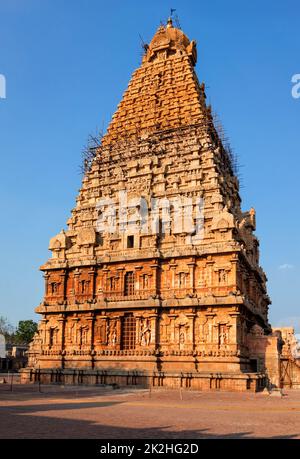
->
<box><xmin>121</xmin><ymin>314</ymin><xmax>136</xmax><ymax>350</ymax></box>
<box><xmin>124</xmin><ymin>271</ymin><xmax>134</xmax><ymax>296</ymax></box>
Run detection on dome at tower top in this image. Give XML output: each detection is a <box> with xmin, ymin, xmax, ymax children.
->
<box><xmin>142</xmin><ymin>18</ymin><xmax>197</xmax><ymax>66</ymax></box>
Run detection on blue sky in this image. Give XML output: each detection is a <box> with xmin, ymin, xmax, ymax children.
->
<box><xmin>0</xmin><ymin>0</ymin><xmax>299</xmax><ymax>331</ymax></box>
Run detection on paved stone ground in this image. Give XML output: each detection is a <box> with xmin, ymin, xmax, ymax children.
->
<box><xmin>0</xmin><ymin>385</ymin><xmax>299</xmax><ymax>439</ymax></box>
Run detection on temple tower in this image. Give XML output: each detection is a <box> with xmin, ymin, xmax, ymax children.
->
<box><xmin>23</xmin><ymin>19</ymin><xmax>272</xmax><ymax>391</ymax></box>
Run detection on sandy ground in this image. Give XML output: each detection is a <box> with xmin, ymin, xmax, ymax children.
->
<box><xmin>0</xmin><ymin>384</ymin><xmax>299</xmax><ymax>439</ymax></box>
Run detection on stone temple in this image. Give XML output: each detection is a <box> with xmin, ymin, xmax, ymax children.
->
<box><xmin>22</xmin><ymin>19</ymin><xmax>298</xmax><ymax>391</ymax></box>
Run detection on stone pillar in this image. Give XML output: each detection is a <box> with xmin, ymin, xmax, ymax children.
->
<box><xmin>134</xmin><ymin>266</ymin><xmax>142</xmax><ymax>292</ymax></box>
<box><xmin>45</xmin><ymin>323</ymin><xmax>51</xmax><ymax>347</ymax></box>
<box><xmin>88</xmin><ymin>268</ymin><xmax>96</xmax><ymax>298</ymax></box>
<box><xmin>57</xmin><ymin>315</ymin><xmax>65</xmax><ymax>367</ymax></box>
<box><xmin>115</xmin><ymin>316</ymin><xmax>121</xmax><ymax>348</ymax></box>
<box><xmin>206</xmin><ymin>260</ymin><xmax>214</xmax><ymax>287</ymax></box>
<box><xmin>186</xmin><ymin>313</ymin><xmax>196</xmax><ymax>346</ymax></box>
<box><xmin>87</xmin><ymin>314</ymin><xmax>95</xmax><ymax>367</ymax></box>
<box><xmin>198</xmin><ymin>315</ymin><xmax>207</xmax><ymax>344</ymax></box>
<box><xmin>74</xmin><ymin>269</ymin><xmax>81</xmax><ymax>298</ymax></box>
<box><xmin>149</xmin><ymin>313</ymin><xmax>158</xmax><ymax>348</ymax></box>
<box><xmin>117</xmin><ymin>267</ymin><xmax>125</xmax><ymax>296</ymax></box>
<box><xmin>41</xmin><ymin>319</ymin><xmax>48</xmax><ymax>348</ymax></box>
<box><xmin>169</xmin><ymin>314</ymin><xmax>177</xmax><ymax>344</ymax></box>
<box><xmin>87</xmin><ymin>315</ymin><xmax>95</xmax><ymax>348</ymax></box>
<box><xmin>187</xmin><ymin>261</ymin><xmax>195</xmax><ymax>292</ymax></box>
<box><xmin>230</xmin><ymin>254</ymin><xmax>238</xmax><ymax>289</ymax></box>
<box><xmin>58</xmin><ymin>316</ymin><xmax>65</xmax><ymax>350</ymax></box>
<box><xmin>206</xmin><ymin>313</ymin><xmax>216</xmax><ymax>344</ymax></box>
<box><xmin>170</xmin><ymin>263</ymin><xmax>177</xmax><ymax>289</ymax></box>
<box><xmin>59</xmin><ymin>270</ymin><xmax>66</xmax><ymax>301</ymax></box>
<box><xmin>44</xmin><ymin>273</ymin><xmax>49</xmax><ymax>297</ymax></box>
<box><xmin>229</xmin><ymin>312</ymin><xmax>239</xmax><ymax>344</ymax></box>
<box><xmin>102</xmin><ymin>268</ymin><xmax>109</xmax><ymax>295</ymax></box>
<box><xmin>97</xmin><ymin>316</ymin><xmax>108</xmax><ymax>345</ymax></box>
<box><xmin>135</xmin><ymin>315</ymin><xmax>142</xmax><ymax>346</ymax></box>
<box><xmin>71</xmin><ymin>317</ymin><xmax>80</xmax><ymax>345</ymax></box>
<box><xmin>150</xmin><ymin>262</ymin><xmax>159</xmax><ymax>296</ymax></box>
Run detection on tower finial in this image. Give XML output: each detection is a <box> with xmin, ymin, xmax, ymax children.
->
<box><xmin>167</xmin><ymin>17</ymin><xmax>173</xmax><ymax>28</ymax></box>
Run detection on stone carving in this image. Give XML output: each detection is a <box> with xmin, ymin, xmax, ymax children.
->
<box><xmin>179</xmin><ymin>328</ymin><xmax>185</xmax><ymax>344</ymax></box>
<box><xmin>219</xmin><ymin>324</ymin><xmax>229</xmax><ymax>346</ymax></box>
<box><xmin>49</xmin><ymin>230</ymin><xmax>70</xmax><ymax>259</ymax></box>
<box><xmin>77</xmin><ymin>227</ymin><xmax>96</xmax><ymax>246</ymax></box>
<box><xmin>140</xmin><ymin>319</ymin><xmax>151</xmax><ymax>346</ymax></box>
<box><xmin>107</xmin><ymin>320</ymin><xmax>118</xmax><ymax>346</ymax></box>
<box><xmin>251</xmin><ymin>324</ymin><xmax>264</xmax><ymax>336</ymax></box>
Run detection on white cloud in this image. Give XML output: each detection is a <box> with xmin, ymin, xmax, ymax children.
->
<box><xmin>278</xmin><ymin>263</ymin><xmax>294</xmax><ymax>270</ymax></box>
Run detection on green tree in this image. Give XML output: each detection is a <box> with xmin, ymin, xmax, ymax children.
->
<box><xmin>14</xmin><ymin>320</ymin><xmax>38</xmax><ymax>344</ymax></box>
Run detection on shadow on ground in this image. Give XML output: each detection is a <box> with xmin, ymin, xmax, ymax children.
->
<box><xmin>0</xmin><ymin>384</ymin><xmax>144</xmax><ymax>401</ymax></box>
<box><xmin>0</xmin><ymin>399</ymin><xmax>298</xmax><ymax>439</ymax></box>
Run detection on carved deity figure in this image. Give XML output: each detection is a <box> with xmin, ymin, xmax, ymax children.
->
<box><xmin>143</xmin><ymin>275</ymin><xmax>149</xmax><ymax>290</ymax></box>
<box><xmin>219</xmin><ymin>324</ymin><xmax>229</xmax><ymax>346</ymax></box>
<box><xmin>179</xmin><ymin>326</ymin><xmax>186</xmax><ymax>349</ymax></box>
<box><xmin>179</xmin><ymin>331</ymin><xmax>185</xmax><ymax>344</ymax></box>
<box><xmin>108</xmin><ymin>322</ymin><xmax>117</xmax><ymax>346</ymax></box>
<box><xmin>218</xmin><ymin>270</ymin><xmax>227</xmax><ymax>284</ymax></box>
<box><xmin>50</xmin><ymin>282</ymin><xmax>59</xmax><ymax>295</ymax></box>
<box><xmin>140</xmin><ymin>319</ymin><xmax>151</xmax><ymax>346</ymax></box>
<box><xmin>111</xmin><ymin>328</ymin><xmax>117</xmax><ymax>346</ymax></box>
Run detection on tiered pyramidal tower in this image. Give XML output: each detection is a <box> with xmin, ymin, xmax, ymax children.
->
<box><xmin>24</xmin><ymin>19</ymin><xmax>273</xmax><ymax>391</ymax></box>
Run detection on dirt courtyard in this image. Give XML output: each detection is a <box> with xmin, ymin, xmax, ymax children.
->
<box><xmin>0</xmin><ymin>385</ymin><xmax>299</xmax><ymax>439</ymax></box>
